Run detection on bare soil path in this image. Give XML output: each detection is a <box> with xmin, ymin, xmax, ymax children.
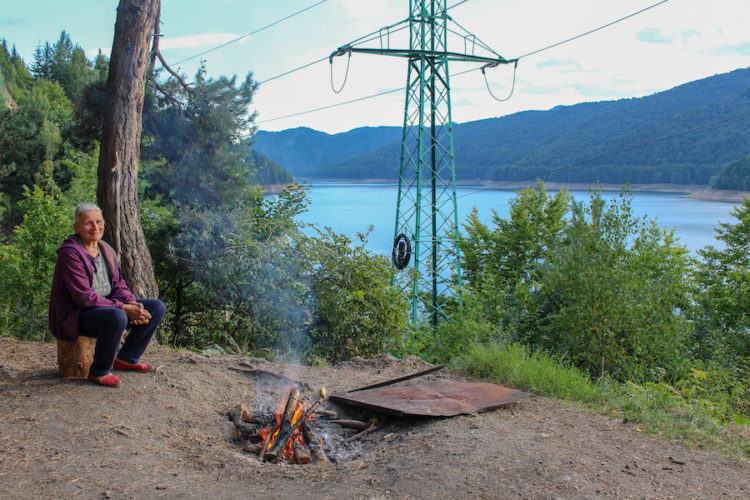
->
<box><xmin>1</xmin><ymin>337</ymin><xmax>748</xmax><ymax>499</ymax></box>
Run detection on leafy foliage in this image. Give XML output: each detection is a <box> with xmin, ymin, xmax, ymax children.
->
<box><xmin>460</xmin><ymin>185</ymin><xmax>694</xmax><ymax>381</ymax></box>
<box><xmin>307</xmin><ymin>227</ymin><xmax>409</xmax><ymax>362</ymax></box>
<box><xmin>0</xmin><ymin>185</ymin><xmax>70</xmax><ymax>340</ymax></box>
<box><xmin>694</xmin><ymin>198</ymin><xmax>750</xmax><ymax>369</ymax></box>
<box><xmin>460</xmin><ymin>180</ymin><xmax>570</xmax><ymax>332</ymax></box>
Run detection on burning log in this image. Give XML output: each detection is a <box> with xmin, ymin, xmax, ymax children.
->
<box><xmin>264</xmin><ymin>388</ymin><xmax>302</xmax><ymax>461</ymax></box>
<box><xmin>302</xmin><ymin>422</ymin><xmax>330</xmax><ymax>465</ymax></box>
<box><xmin>293</xmin><ymin>442</ymin><xmax>312</xmax><ymax>464</ymax></box>
<box><xmin>287</xmin><ymin>387</ymin><xmax>329</xmax><ymax>436</ymax></box>
<box><xmin>258</xmin><ymin>427</ymin><xmax>273</xmax><ymax>462</ymax></box>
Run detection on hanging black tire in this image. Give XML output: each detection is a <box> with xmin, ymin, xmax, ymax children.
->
<box><xmin>392</xmin><ymin>233</ymin><xmax>412</xmax><ymax>269</ymax></box>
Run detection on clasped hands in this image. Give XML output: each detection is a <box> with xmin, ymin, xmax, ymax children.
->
<box><xmin>122</xmin><ymin>301</ymin><xmax>152</xmax><ymax>325</ymax></box>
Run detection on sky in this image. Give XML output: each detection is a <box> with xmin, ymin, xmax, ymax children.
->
<box><xmin>2</xmin><ymin>0</ymin><xmax>750</xmax><ymax>134</ymax></box>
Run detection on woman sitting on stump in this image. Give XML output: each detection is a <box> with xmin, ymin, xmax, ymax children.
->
<box><xmin>49</xmin><ymin>203</ymin><xmax>166</xmax><ymax>387</ymax></box>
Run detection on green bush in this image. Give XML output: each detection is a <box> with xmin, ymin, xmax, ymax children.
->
<box><xmin>0</xmin><ymin>185</ymin><xmax>70</xmax><ymax>340</ymax></box>
<box><xmin>307</xmin><ymin>227</ymin><xmax>409</xmax><ymax>363</ymax></box>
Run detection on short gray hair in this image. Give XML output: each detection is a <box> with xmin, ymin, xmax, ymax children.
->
<box><xmin>74</xmin><ymin>203</ymin><xmax>103</xmax><ymax>224</ymax></box>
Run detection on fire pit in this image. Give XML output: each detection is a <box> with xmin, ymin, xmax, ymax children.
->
<box><xmin>228</xmin><ymin>364</ymin><xmax>531</xmax><ymax>465</ymax></box>
<box><xmin>231</xmin><ymin>387</ymin><xmax>331</xmax><ymax>464</ymax></box>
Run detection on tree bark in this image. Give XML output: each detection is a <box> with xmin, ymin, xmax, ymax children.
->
<box><xmin>57</xmin><ymin>337</ymin><xmax>97</xmax><ymax>378</ymax></box>
<box><xmin>97</xmin><ymin>0</ymin><xmax>160</xmax><ymax>298</ymax></box>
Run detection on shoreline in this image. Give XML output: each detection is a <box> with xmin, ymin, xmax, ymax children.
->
<box><xmin>292</xmin><ymin>178</ymin><xmax>750</xmax><ymax>203</ymax></box>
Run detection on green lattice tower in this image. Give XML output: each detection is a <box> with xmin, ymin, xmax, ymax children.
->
<box><xmin>333</xmin><ymin>0</ymin><xmax>511</xmax><ymax>325</ymax></box>
<box><xmin>395</xmin><ymin>0</ymin><xmax>458</xmax><ymax>325</ymax></box>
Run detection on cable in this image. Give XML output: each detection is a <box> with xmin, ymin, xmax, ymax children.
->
<box><xmin>330</xmin><ymin>49</ymin><xmax>352</xmax><ymax>93</ymax></box>
<box><xmin>258</xmin><ymin>56</ymin><xmax>329</xmax><ymax>85</ymax></box>
<box><xmin>457</xmin><ymin>108</ymin><xmax>750</xmax><ymax>199</ymax></box>
<box><xmin>483</xmin><ymin>59</ymin><xmax>517</xmax><ymax>102</ymax></box>
<box><xmin>516</xmin><ymin>0</ymin><xmax>670</xmax><ymax>60</ymax></box>
<box><xmin>257</xmin><ymin>64</ymin><xmax>486</xmax><ymax>124</ymax></box>
<box><xmin>171</xmin><ymin>0</ymin><xmax>329</xmax><ymax>66</ymax></box>
<box><xmin>256</xmin><ymin>87</ymin><xmax>405</xmax><ymax>124</ymax></box>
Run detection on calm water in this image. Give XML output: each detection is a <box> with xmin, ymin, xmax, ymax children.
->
<box><xmin>297</xmin><ymin>182</ymin><xmax>739</xmax><ymax>255</ymax></box>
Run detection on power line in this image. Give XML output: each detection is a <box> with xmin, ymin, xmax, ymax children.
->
<box><xmin>259</xmin><ymin>56</ymin><xmax>329</xmax><ymax>85</ymax></box>
<box><xmin>256</xmin><ymin>65</ymin><xmax>484</xmax><ymax>124</ymax></box>
<box><xmin>256</xmin><ymin>0</ymin><xmax>670</xmax><ymax>124</ymax></box>
<box><xmin>516</xmin><ymin>0</ymin><xmax>670</xmax><ymax>60</ymax></box>
<box><xmin>257</xmin><ymin>1</ymin><xmax>469</xmax><ymax>87</ymax></box>
<box><xmin>457</xmin><ymin>108</ymin><xmax>750</xmax><ymax>199</ymax></box>
<box><xmin>171</xmin><ymin>0</ymin><xmax>329</xmax><ymax>66</ymax></box>
<box><xmin>256</xmin><ymin>87</ymin><xmax>404</xmax><ymax>124</ymax></box>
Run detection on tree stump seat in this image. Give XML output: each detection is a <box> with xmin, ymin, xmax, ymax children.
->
<box><xmin>57</xmin><ymin>336</ymin><xmax>97</xmax><ymax>378</ymax></box>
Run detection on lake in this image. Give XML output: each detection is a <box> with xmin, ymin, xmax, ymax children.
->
<box><xmin>296</xmin><ymin>181</ymin><xmax>740</xmax><ymax>255</ymax></box>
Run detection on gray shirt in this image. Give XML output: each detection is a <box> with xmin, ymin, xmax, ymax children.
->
<box><xmin>92</xmin><ymin>251</ymin><xmax>112</xmax><ymax>298</ymax></box>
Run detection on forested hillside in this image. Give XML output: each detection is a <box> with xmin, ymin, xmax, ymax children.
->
<box><xmin>253</xmin><ymin>67</ymin><xmax>750</xmax><ymax>186</ymax></box>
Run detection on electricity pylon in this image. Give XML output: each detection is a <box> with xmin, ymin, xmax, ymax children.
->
<box><xmin>331</xmin><ymin>0</ymin><xmax>513</xmax><ymax>325</ymax></box>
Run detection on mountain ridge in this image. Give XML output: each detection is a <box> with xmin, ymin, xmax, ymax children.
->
<box><xmin>253</xmin><ymin>67</ymin><xmax>750</xmax><ymax>186</ymax></box>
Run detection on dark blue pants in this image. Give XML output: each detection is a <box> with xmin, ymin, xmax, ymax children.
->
<box><xmin>79</xmin><ymin>298</ymin><xmax>166</xmax><ymax>377</ymax></box>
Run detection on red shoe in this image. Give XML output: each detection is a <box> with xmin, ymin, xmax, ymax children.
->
<box><xmin>88</xmin><ymin>373</ymin><xmax>121</xmax><ymax>387</ymax></box>
<box><xmin>113</xmin><ymin>359</ymin><xmax>155</xmax><ymax>372</ymax></box>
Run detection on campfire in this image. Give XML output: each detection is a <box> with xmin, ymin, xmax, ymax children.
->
<box><xmin>232</xmin><ymin>387</ymin><xmax>336</xmax><ymax>465</ymax></box>
<box><xmin>228</xmin><ymin>364</ymin><xmax>531</xmax><ymax>465</ymax></box>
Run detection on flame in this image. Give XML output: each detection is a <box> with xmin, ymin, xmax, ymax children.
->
<box><xmin>253</xmin><ymin>389</ymin><xmax>313</xmax><ymax>463</ymax></box>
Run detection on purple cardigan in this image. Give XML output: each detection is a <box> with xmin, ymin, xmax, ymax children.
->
<box><xmin>49</xmin><ymin>234</ymin><xmax>136</xmax><ymax>344</ymax></box>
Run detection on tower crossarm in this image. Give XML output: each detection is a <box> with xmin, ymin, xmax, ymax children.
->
<box><xmin>332</xmin><ymin>46</ymin><xmax>514</xmax><ymax>66</ymax></box>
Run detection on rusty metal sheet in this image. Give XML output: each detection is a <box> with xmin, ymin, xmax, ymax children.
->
<box><xmin>330</xmin><ymin>380</ymin><xmax>532</xmax><ymax>417</ymax></box>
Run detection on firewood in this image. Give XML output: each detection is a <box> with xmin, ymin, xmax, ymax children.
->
<box><xmin>314</xmin><ymin>409</ymin><xmax>338</xmax><ymax>419</ymax></box>
<box><xmin>265</xmin><ymin>388</ymin><xmax>302</xmax><ymax>460</ymax></box>
<box><xmin>302</xmin><ymin>422</ymin><xmax>316</xmax><ymax>445</ymax></box>
<box><xmin>241</xmin><ymin>408</ymin><xmax>259</xmax><ymax>423</ymax></box>
<box><xmin>343</xmin><ymin>421</ymin><xmax>378</xmax><ymax>443</ymax></box>
<box><xmin>328</xmin><ymin>419</ymin><xmax>372</xmax><ymax>430</ymax></box>
<box><xmin>242</xmin><ymin>443</ymin><xmax>262</xmax><ymax>455</ymax></box>
<box><xmin>229</xmin><ymin>404</ymin><xmax>256</xmax><ymax>432</ymax></box>
<box><xmin>293</xmin><ymin>443</ymin><xmax>312</xmax><ymax>464</ymax></box>
<box><xmin>287</xmin><ymin>387</ymin><xmax>329</xmax><ymax>436</ymax></box>
<box><xmin>314</xmin><ymin>448</ymin><xmax>330</xmax><ymax>465</ymax></box>
<box><xmin>258</xmin><ymin>430</ymin><xmax>273</xmax><ymax>462</ymax></box>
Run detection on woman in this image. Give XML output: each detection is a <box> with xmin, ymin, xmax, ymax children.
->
<box><xmin>49</xmin><ymin>203</ymin><xmax>166</xmax><ymax>387</ymax></box>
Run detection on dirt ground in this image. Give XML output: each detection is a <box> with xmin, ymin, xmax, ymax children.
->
<box><xmin>1</xmin><ymin>337</ymin><xmax>748</xmax><ymax>499</ymax></box>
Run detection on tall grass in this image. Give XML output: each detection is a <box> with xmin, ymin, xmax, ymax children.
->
<box><xmin>455</xmin><ymin>342</ymin><xmax>602</xmax><ymax>403</ymax></box>
<box><xmin>456</xmin><ymin>342</ymin><xmax>750</xmax><ymax>461</ymax></box>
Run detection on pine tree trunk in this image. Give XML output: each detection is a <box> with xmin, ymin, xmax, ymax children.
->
<box><xmin>97</xmin><ymin>0</ymin><xmax>160</xmax><ymax>298</ymax></box>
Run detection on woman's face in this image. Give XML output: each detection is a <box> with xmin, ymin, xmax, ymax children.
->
<box><xmin>74</xmin><ymin>210</ymin><xmax>105</xmax><ymax>246</ymax></box>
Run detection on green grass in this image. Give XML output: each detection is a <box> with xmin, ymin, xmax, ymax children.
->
<box><xmin>455</xmin><ymin>342</ymin><xmax>603</xmax><ymax>403</ymax></box>
<box><xmin>455</xmin><ymin>342</ymin><xmax>750</xmax><ymax>462</ymax></box>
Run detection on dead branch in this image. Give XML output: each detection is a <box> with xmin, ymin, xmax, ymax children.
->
<box><xmin>155</xmin><ymin>50</ymin><xmax>193</xmax><ymax>95</ymax></box>
<box><xmin>328</xmin><ymin>419</ymin><xmax>373</xmax><ymax>431</ymax></box>
<box><xmin>343</xmin><ymin>421</ymin><xmax>378</xmax><ymax>443</ymax></box>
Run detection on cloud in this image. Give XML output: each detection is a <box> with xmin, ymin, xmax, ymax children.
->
<box><xmin>0</xmin><ymin>16</ymin><xmax>23</xmax><ymax>27</ymax></box>
<box><xmin>636</xmin><ymin>28</ymin><xmax>674</xmax><ymax>44</ymax></box>
<box><xmin>713</xmin><ymin>41</ymin><xmax>750</xmax><ymax>56</ymax></box>
<box><xmin>159</xmin><ymin>33</ymin><xmax>243</xmax><ymax>50</ymax></box>
<box><xmin>537</xmin><ymin>59</ymin><xmax>581</xmax><ymax>70</ymax></box>
<box><xmin>679</xmin><ymin>29</ymin><xmax>700</xmax><ymax>44</ymax></box>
